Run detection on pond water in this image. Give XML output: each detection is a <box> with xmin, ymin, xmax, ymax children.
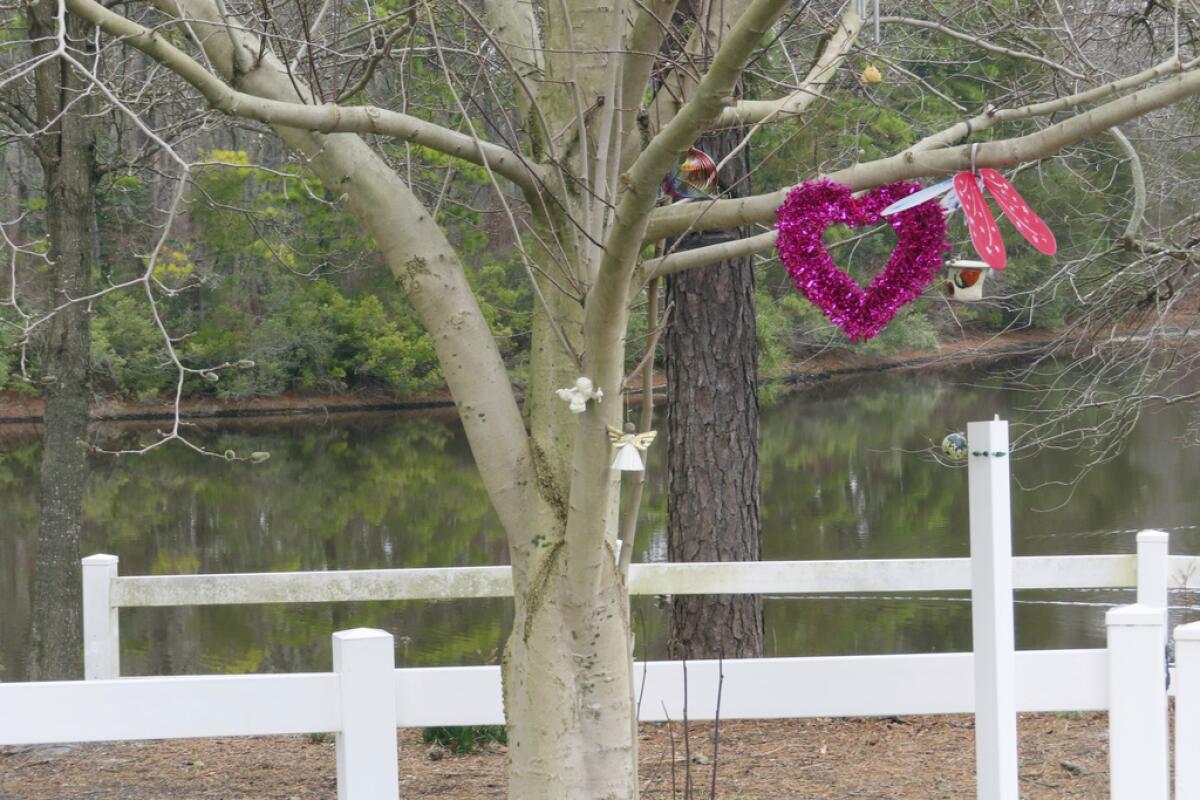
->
<box><xmin>2</xmin><ymin>365</ymin><xmax>1199</xmax><ymax>680</ymax></box>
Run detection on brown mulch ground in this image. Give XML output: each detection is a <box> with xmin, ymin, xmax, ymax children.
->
<box><xmin>0</xmin><ymin>713</ymin><xmax>1109</xmax><ymax>799</ymax></box>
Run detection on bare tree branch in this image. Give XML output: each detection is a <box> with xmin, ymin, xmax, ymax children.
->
<box><xmin>67</xmin><ymin>0</ymin><xmax>546</xmax><ymax>192</ymax></box>
<box><xmin>880</xmin><ymin>15</ymin><xmax>1089</xmax><ymax>80</ymax></box>
<box><xmin>1109</xmin><ymin>125</ymin><xmax>1147</xmax><ymax>240</ymax></box>
<box><xmin>714</xmin><ymin>5</ymin><xmax>862</xmax><ymax>126</ymax></box>
<box><xmin>644</xmin><ymin>65</ymin><xmax>1200</xmax><ymax>243</ymax></box>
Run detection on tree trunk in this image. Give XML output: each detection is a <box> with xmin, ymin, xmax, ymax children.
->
<box><xmin>503</xmin><ymin>548</ymin><xmax>636</xmax><ymax>799</ymax></box>
<box><xmin>123</xmin><ymin>3</ymin><xmax>642</xmax><ymax>794</ymax></box>
<box><xmin>26</xmin><ymin>5</ymin><xmax>97</xmax><ymax>681</ymax></box>
<box><xmin>666</xmin><ymin>126</ymin><xmax>764</xmax><ymax>660</ymax></box>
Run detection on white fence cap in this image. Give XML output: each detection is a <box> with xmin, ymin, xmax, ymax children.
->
<box><xmin>332</xmin><ymin>628</ymin><xmax>393</xmax><ymax>642</ymax></box>
<box><xmin>82</xmin><ymin>554</ymin><xmax>119</xmax><ymax>565</ymax></box>
<box><xmin>1137</xmin><ymin>530</ymin><xmax>1169</xmax><ymax>545</ymax></box>
<box><xmin>1175</xmin><ymin>621</ymin><xmax>1200</xmax><ymax>642</ymax></box>
<box><xmin>1106</xmin><ymin>604</ymin><xmax>1165</xmax><ymax>626</ymax></box>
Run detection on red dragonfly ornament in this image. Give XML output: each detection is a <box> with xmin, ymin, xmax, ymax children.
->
<box><xmin>881</xmin><ymin>152</ymin><xmax>1056</xmax><ymax>270</ymax></box>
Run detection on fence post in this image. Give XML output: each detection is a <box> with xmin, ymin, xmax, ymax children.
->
<box><xmin>1176</xmin><ymin>620</ymin><xmax>1200</xmax><ymax>800</ymax></box>
<box><xmin>1106</xmin><ymin>604</ymin><xmax>1169</xmax><ymax>800</ymax></box>
<box><xmin>966</xmin><ymin>418</ymin><xmax>1018</xmax><ymax>800</ymax></box>
<box><xmin>82</xmin><ymin>554</ymin><xmax>120</xmax><ymax>680</ymax></box>
<box><xmin>1136</xmin><ymin>529</ymin><xmax>1169</xmax><ymax>613</ymax></box>
<box><xmin>333</xmin><ymin>628</ymin><xmax>399</xmax><ymax>800</ymax></box>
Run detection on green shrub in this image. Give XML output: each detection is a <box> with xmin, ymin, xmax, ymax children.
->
<box><xmin>421</xmin><ymin>725</ymin><xmax>507</xmax><ymax>753</ymax></box>
<box><xmin>90</xmin><ymin>292</ymin><xmax>175</xmax><ymax>399</ymax></box>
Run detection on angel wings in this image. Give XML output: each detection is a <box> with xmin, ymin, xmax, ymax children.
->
<box><xmin>607</xmin><ymin>426</ymin><xmax>658</xmax><ymax>472</ymax></box>
<box><xmin>607</xmin><ymin>426</ymin><xmax>657</xmax><ymax>451</ymax></box>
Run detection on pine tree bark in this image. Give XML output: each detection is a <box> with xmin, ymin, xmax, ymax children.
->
<box><xmin>26</xmin><ymin>4</ymin><xmax>96</xmax><ymax>681</ymax></box>
<box><xmin>665</xmin><ymin>126</ymin><xmax>764</xmax><ymax>660</ymax></box>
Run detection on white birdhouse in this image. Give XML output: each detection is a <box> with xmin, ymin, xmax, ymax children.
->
<box><xmin>945</xmin><ymin>260</ymin><xmax>992</xmax><ymax>301</ymax></box>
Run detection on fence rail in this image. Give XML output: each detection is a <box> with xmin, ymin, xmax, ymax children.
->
<box><xmin>397</xmin><ymin>649</ymin><xmax>1115</xmax><ymax>726</ymax></box>
<box><xmin>1</xmin><ymin>629</ymin><xmax>401</xmax><ymax>799</ymax></box>
<box><xmin>4</xmin><ymin>622</ymin><xmax>1195</xmax><ymax>800</ymax></box>
<box><xmin>80</xmin><ymin>544</ymin><xmax>1198</xmax><ymax>681</ymax></box>
<box><xmin>94</xmin><ymin>553</ymin><xmax>1200</xmax><ymax>609</ymax></box>
<box><xmin>1</xmin><ymin>673</ymin><xmax>340</xmax><ymax>744</ymax></box>
<box><xmin>0</xmin><ymin>649</ymin><xmax>1117</xmax><ymax>744</ymax></box>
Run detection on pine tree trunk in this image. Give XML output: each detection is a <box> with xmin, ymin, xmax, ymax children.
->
<box><xmin>665</xmin><ymin>126</ymin><xmax>764</xmax><ymax>660</ymax></box>
<box><xmin>26</xmin><ymin>5</ymin><xmax>96</xmax><ymax>681</ymax></box>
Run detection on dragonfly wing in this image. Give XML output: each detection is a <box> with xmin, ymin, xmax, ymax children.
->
<box><xmin>954</xmin><ymin>172</ymin><xmax>1006</xmax><ymax>270</ymax></box>
<box><xmin>880</xmin><ymin>177</ymin><xmax>955</xmax><ymax>217</ymax></box>
<box><xmin>980</xmin><ymin>169</ymin><xmax>1057</xmax><ymax>255</ymax></box>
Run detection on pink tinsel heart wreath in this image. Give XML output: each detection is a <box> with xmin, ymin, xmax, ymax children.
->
<box><xmin>775</xmin><ymin>180</ymin><xmax>949</xmax><ymax>342</ymax></box>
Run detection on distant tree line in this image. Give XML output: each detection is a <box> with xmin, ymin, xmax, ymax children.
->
<box><xmin>1</xmin><ymin>31</ymin><xmax>1186</xmax><ymax>403</ymax></box>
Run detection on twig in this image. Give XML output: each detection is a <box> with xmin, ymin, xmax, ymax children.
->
<box><xmin>619</xmin><ymin>280</ymin><xmax>665</xmax><ymax>580</ymax></box>
<box><xmin>635</xmin><ymin>585</ymin><xmax>651</xmax><ymax>720</ymax></box>
<box><xmin>710</xmin><ymin>655</ymin><xmax>724</xmax><ymax>800</ymax></box>
<box><xmin>664</xmin><ymin>703</ymin><xmax>678</xmax><ymax>800</ymax></box>
<box><xmin>622</xmin><ymin>302</ymin><xmax>673</xmax><ymax>389</ymax></box>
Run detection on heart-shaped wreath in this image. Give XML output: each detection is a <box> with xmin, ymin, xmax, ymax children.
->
<box><xmin>775</xmin><ymin>180</ymin><xmax>950</xmax><ymax>342</ymax></box>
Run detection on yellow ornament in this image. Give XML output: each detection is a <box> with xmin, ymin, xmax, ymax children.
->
<box><xmin>862</xmin><ymin>64</ymin><xmax>883</xmax><ymax>84</ymax></box>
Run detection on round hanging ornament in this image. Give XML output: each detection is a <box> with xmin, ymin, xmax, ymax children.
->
<box><xmin>941</xmin><ymin>432</ymin><xmax>969</xmax><ymax>461</ymax></box>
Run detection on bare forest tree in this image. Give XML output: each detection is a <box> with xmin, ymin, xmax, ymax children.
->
<box><xmin>2</xmin><ymin>0</ymin><xmax>1199</xmax><ymax>794</ymax></box>
<box><xmin>1</xmin><ymin>0</ymin><xmax>98</xmax><ymax>680</ymax></box>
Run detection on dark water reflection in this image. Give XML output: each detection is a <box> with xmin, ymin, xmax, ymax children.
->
<box><xmin>2</xmin><ymin>367</ymin><xmax>1198</xmax><ymax>680</ymax></box>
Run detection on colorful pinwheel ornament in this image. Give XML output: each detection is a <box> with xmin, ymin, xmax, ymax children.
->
<box><xmin>661</xmin><ymin>147</ymin><xmax>719</xmax><ymax>202</ymax></box>
<box><xmin>880</xmin><ymin>150</ymin><xmax>1056</xmax><ymax>271</ymax></box>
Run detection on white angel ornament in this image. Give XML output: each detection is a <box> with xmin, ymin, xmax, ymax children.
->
<box><xmin>607</xmin><ymin>423</ymin><xmax>657</xmax><ymax>472</ymax></box>
<box><xmin>556</xmin><ymin>377</ymin><xmax>603</xmax><ymax>414</ymax></box>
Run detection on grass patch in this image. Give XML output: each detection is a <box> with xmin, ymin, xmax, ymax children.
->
<box><xmin>421</xmin><ymin>725</ymin><xmax>507</xmax><ymax>754</ymax></box>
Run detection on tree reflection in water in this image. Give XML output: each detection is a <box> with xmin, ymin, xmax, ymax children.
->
<box><xmin>2</xmin><ymin>368</ymin><xmax>1199</xmax><ymax>680</ymax></box>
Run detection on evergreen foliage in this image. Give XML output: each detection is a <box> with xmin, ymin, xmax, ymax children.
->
<box><xmin>0</xmin><ymin>18</ymin><xmax>1187</xmax><ymax>403</ymax></box>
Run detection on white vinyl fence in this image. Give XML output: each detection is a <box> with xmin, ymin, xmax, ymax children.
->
<box><xmin>5</xmin><ymin>619</ymin><xmax>1200</xmax><ymax>800</ymax></box>
<box><xmin>1177</xmin><ymin>620</ymin><xmax>1200</xmax><ymax>799</ymax></box>
<box><xmin>2</xmin><ymin>628</ymin><xmax>402</xmax><ymax>800</ymax></box>
<box><xmin>4</xmin><ymin>418</ymin><xmax>1200</xmax><ymax>800</ymax></box>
